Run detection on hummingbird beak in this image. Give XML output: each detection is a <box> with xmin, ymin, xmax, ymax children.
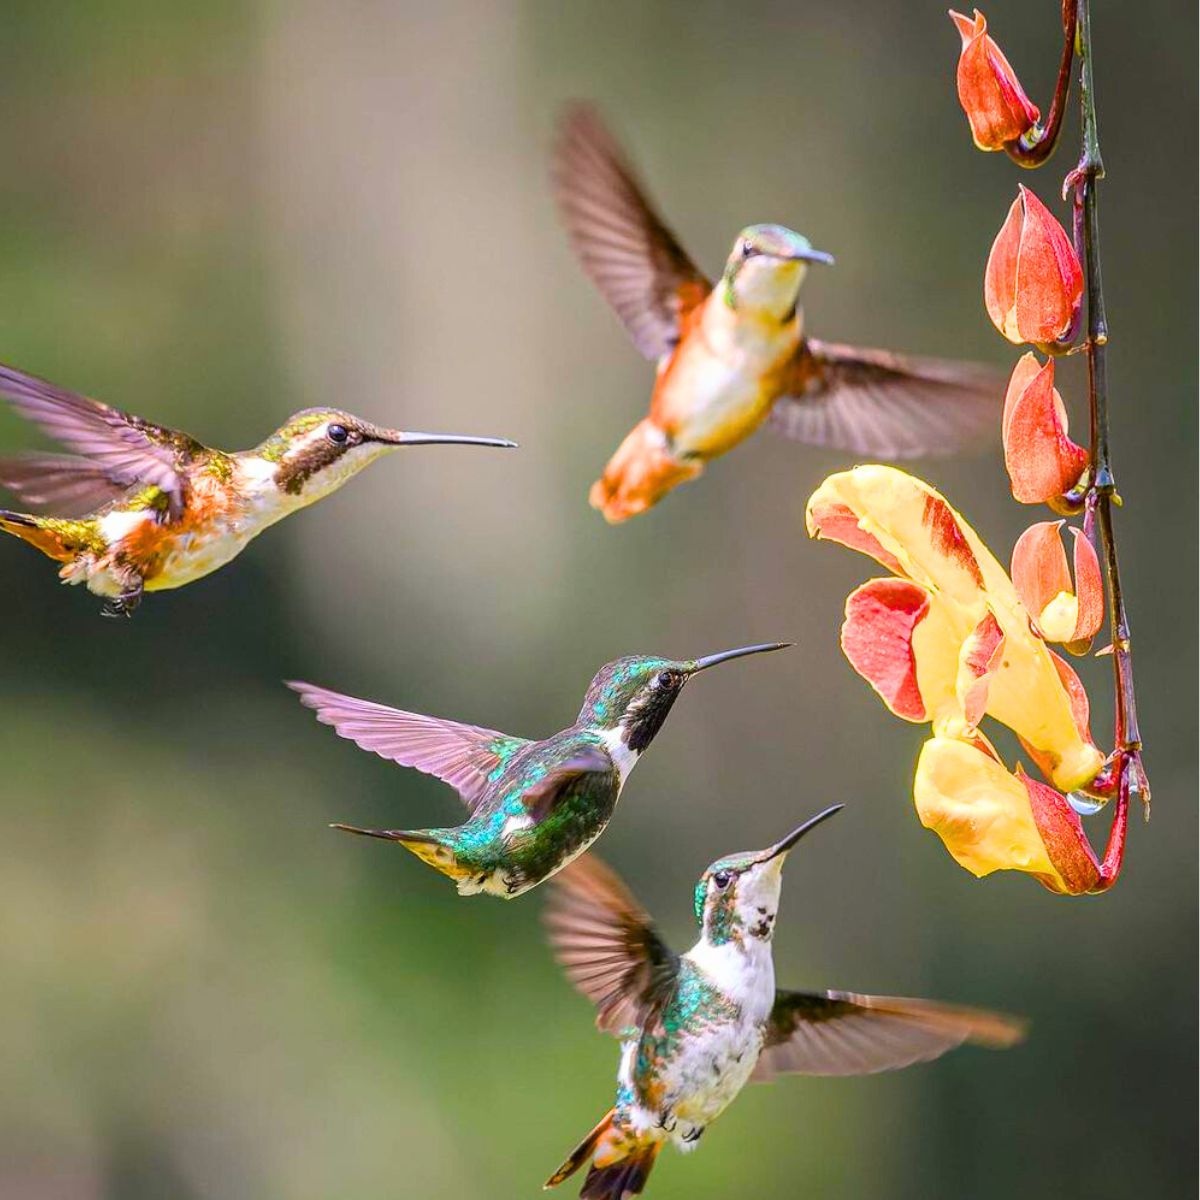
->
<box><xmin>689</xmin><ymin>642</ymin><xmax>793</xmax><ymax>674</ymax></box>
<box><xmin>330</xmin><ymin>822</ymin><xmax>412</xmax><ymax>841</ymax></box>
<box><xmin>371</xmin><ymin>429</ymin><xmax>518</xmax><ymax>449</ymax></box>
<box><xmin>754</xmin><ymin>804</ymin><xmax>844</xmax><ymax>865</ymax></box>
<box><xmin>788</xmin><ymin>247</ymin><xmax>835</xmax><ymax>266</ymax></box>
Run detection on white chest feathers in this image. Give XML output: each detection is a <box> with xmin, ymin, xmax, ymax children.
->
<box><xmin>595</xmin><ymin>726</ymin><xmax>641</xmax><ymax>787</ymax></box>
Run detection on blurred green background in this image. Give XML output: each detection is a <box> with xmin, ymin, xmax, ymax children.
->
<box><xmin>0</xmin><ymin>2</ymin><xmax>1195</xmax><ymax>1197</ymax></box>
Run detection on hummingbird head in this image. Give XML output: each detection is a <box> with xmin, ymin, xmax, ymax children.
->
<box><xmin>578</xmin><ymin>643</ymin><xmax>792</xmax><ymax>754</ymax></box>
<box><xmin>259</xmin><ymin>408</ymin><xmax>516</xmax><ymax>499</ymax></box>
<box><xmin>694</xmin><ymin>805</ymin><xmax>843</xmax><ymax>947</ymax></box>
<box><xmin>721</xmin><ymin>224</ymin><xmax>834</xmax><ymax>319</ymax></box>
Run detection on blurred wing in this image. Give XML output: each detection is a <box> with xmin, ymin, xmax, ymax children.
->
<box><xmin>0</xmin><ymin>453</ymin><xmax>129</xmax><ymax>515</ymax></box>
<box><xmin>753</xmin><ymin>989</ymin><xmax>1026</xmax><ymax>1081</ymax></box>
<box><xmin>545</xmin><ymin>852</ymin><xmax>679</xmax><ymax>1036</ymax></box>
<box><xmin>553</xmin><ymin>104</ymin><xmax>711</xmax><ymax>361</ymax></box>
<box><xmin>769</xmin><ymin>339</ymin><xmax>1003</xmax><ymax>458</ymax></box>
<box><xmin>0</xmin><ymin>362</ymin><xmax>185</xmax><ymax>514</ymax></box>
<box><xmin>286</xmin><ymin>680</ymin><xmax>530</xmax><ymax>812</ymax></box>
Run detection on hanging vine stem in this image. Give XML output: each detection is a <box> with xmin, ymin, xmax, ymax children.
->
<box><xmin>1006</xmin><ymin>0</ymin><xmax>1078</xmax><ymax>167</ymax></box>
<box><xmin>1065</xmin><ymin>0</ymin><xmax>1150</xmax><ymax>816</ymax></box>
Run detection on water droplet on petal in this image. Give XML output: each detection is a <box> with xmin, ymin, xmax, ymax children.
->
<box><xmin>1067</xmin><ymin>791</ymin><xmax>1106</xmax><ymax>816</ymax></box>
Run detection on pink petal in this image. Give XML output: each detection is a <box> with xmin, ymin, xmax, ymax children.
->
<box><xmin>841</xmin><ymin>578</ymin><xmax>931</xmax><ymax>721</ymax></box>
<box><xmin>807</xmin><ymin>499</ymin><xmax>905</xmax><ymax>575</ymax></box>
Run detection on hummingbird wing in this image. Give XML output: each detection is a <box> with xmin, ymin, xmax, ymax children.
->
<box><xmin>0</xmin><ymin>453</ymin><xmax>131</xmax><ymax>515</ymax></box>
<box><xmin>768</xmin><ymin>339</ymin><xmax>1003</xmax><ymax>458</ymax></box>
<box><xmin>0</xmin><ymin>362</ymin><xmax>188</xmax><ymax>516</ymax></box>
<box><xmin>752</xmin><ymin>990</ymin><xmax>1026</xmax><ymax>1081</ymax></box>
<box><xmin>520</xmin><ymin>746</ymin><xmax>618</xmax><ymax>824</ymax></box>
<box><xmin>553</xmin><ymin>104</ymin><xmax>711</xmax><ymax>361</ymax></box>
<box><xmin>544</xmin><ymin>852</ymin><xmax>679</xmax><ymax>1036</ymax></box>
<box><xmin>286</xmin><ymin>681</ymin><xmax>530</xmax><ymax>812</ymax></box>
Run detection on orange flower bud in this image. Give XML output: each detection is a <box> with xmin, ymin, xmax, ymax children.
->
<box><xmin>1011</xmin><ymin>520</ymin><xmax>1104</xmax><ymax>651</ymax></box>
<box><xmin>1001</xmin><ymin>354</ymin><xmax>1088</xmax><ymax>503</ymax></box>
<box><xmin>985</xmin><ymin>187</ymin><xmax>1083</xmax><ymax>345</ymax></box>
<box><xmin>949</xmin><ymin>9</ymin><xmax>1040</xmax><ymax>151</ymax></box>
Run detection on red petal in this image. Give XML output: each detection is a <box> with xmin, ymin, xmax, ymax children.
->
<box><xmin>1019</xmin><ymin>770</ymin><xmax>1100</xmax><ymax>896</ymax></box>
<box><xmin>921</xmin><ymin>493</ymin><xmax>984</xmax><ymax>588</ymax></box>
<box><xmin>949</xmin><ymin>8</ymin><xmax>978</xmax><ymax>47</ymax></box>
<box><xmin>1011</xmin><ymin>520</ymin><xmax>1070</xmax><ymax>623</ymax></box>
<box><xmin>951</xmin><ymin>9</ymin><xmax>1039</xmax><ymax>151</ymax></box>
<box><xmin>1068</xmin><ymin>527</ymin><xmax>1104</xmax><ymax>642</ymax></box>
<box><xmin>1002</xmin><ymin>356</ymin><xmax>1088</xmax><ymax>503</ymax></box>
<box><xmin>807</xmin><ymin>499</ymin><xmax>904</xmax><ymax>575</ymax></box>
<box><xmin>984</xmin><ymin>194</ymin><xmax>1023</xmax><ymax>338</ymax></box>
<box><xmin>1014</xmin><ymin>186</ymin><xmax>1084</xmax><ymax>344</ymax></box>
<box><xmin>842</xmin><ymin>579</ymin><xmax>930</xmax><ymax>721</ymax></box>
<box><xmin>958</xmin><ymin>611</ymin><xmax>1005</xmax><ymax>728</ymax></box>
<box><xmin>1001</xmin><ymin>352</ymin><xmax>1042</xmax><ymax>446</ymax></box>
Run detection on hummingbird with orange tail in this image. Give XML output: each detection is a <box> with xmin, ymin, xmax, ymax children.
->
<box><xmin>553</xmin><ymin>105</ymin><xmax>1001</xmax><ymax>523</ymax></box>
<box><xmin>287</xmin><ymin>642</ymin><xmax>789</xmax><ymax>898</ymax></box>
<box><xmin>0</xmin><ymin>361</ymin><xmax>515</xmax><ymax>616</ymax></box>
<box><xmin>543</xmin><ymin>806</ymin><xmax>1025</xmax><ymax>1200</ymax></box>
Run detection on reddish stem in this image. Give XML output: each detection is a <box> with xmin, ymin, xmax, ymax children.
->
<box><xmin>1089</xmin><ymin>773</ymin><xmax>1129</xmax><ymax>892</ymax></box>
<box><xmin>1005</xmin><ymin>0</ymin><xmax>1078</xmax><ymax>168</ymax></box>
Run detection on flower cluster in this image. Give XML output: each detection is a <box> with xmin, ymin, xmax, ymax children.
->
<box><xmin>807</xmin><ymin>467</ymin><xmax>1113</xmax><ymax>894</ymax></box>
<box><xmin>804</xmin><ymin>6</ymin><xmax>1142</xmax><ymax>895</ymax></box>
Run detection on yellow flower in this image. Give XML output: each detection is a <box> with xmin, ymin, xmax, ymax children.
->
<box><xmin>806</xmin><ymin>466</ymin><xmax>1116</xmax><ymax>894</ymax></box>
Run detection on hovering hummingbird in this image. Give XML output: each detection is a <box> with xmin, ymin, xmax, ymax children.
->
<box><xmin>553</xmin><ymin>105</ymin><xmax>1001</xmax><ymax>523</ymax></box>
<box><xmin>543</xmin><ymin>806</ymin><xmax>1025</xmax><ymax>1199</ymax></box>
<box><xmin>0</xmin><ymin>361</ymin><xmax>515</xmax><ymax>615</ymax></box>
<box><xmin>288</xmin><ymin>642</ymin><xmax>789</xmax><ymax>898</ymax></box>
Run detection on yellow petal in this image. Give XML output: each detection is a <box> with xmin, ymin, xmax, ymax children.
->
<box><xmin>1038</xmin><ymin>591</ymin><xmax>1080</xmax><ymax>643</ymax></box>
<box><xmin>914</xmin><ymin>736</ymin><xmax>1065</xmax><ymax>888</ymax></box>
<box><xmin>807</xmin><ymin>466</ymin><xmax>1104</xmax><ymax>791</ymax></box>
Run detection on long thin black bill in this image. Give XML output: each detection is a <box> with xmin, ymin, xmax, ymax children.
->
<box><xmin>690</xmin><ymin>642</ymin><xmax>793</xmax><ymax>673</ymax></box>
<box><xmin>758</xmin><ymin>804</ymin><xmax>845</xmax><ymax>862</ymax></box>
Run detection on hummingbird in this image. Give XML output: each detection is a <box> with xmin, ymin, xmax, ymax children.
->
<box><xmin>543</xmin><ymin>806</ymin><xmax>1025</xmax><ymax>1199</ymax></box>
<box><xmin>0</xmin><ymin>361</ymin><xmax>515</xmax><ymax>615</ymax></box>
<box><xmin>553</xmin><ymin>105</ymin><xmax>1001</xmax><ymax>523</ymax></box>
<box><xmin>287</xmin><ymin>641</ymin><xmax>790</xmax><ymax>898</ymax></box>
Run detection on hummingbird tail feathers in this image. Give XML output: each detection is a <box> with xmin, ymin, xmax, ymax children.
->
<box><xmin>544</xmin><ymin>1107</ymin><xmax>615</xmax><ymax>1188</ymax></box>
<box><xmin>545</xmin><ymin>1109</ymin><xmax>659</xmax><ymax>1200</ymax></box>
<box><xmin>0</xmin><ymin>508</ymin><xmax>90</xmax><ymax>563</ymax></box>
<box><xmin>589</xmin><ymin>419</ymin><xmax>701</xmax><ymax>523</ymax></box>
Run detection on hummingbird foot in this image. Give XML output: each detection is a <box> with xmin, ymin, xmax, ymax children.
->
<box><xmin>101</xmin><ymin>579</ymin><xmax>144</xmax><ymax>619</ymax></box>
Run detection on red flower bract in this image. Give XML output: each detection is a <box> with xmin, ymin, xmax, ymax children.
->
<box><xmin>985</xmin><ymin>187</ymin><xmax>1083</xmax><ymax>346</ymax></box>
<box><xmin>949</xmin><ymin>9</ymin><xmax>1040</xmax><ymax>151</ymax></box>
<box><xmin>1011</xmin><ymin>520</ymin><xmax>1104</xmax><ymax>652</ymax></box>
<box><xmin>1001</xmin><ymin>353</ymin><xmax>1088</xmax><ymax>503</ymax></box>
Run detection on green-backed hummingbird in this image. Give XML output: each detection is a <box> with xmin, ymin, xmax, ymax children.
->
<box><xmin>287</xmin><ymin>642</ymin><xmax>790</xmax><ymax>898</ymax></box>
<box><xmin>543</xmin><ymin>806</ymin><xmax>1025</xmax><ymax>1199</ymax></box>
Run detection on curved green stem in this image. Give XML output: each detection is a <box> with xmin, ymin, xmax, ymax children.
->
<box><xmin>1069</xmin><ymin>0</ymin><xmax>1149</xmax><ymax>814</ymax></box>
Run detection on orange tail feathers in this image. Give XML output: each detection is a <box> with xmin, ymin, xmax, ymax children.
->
<box><xmin>0</xmin><ymin>510</ymin><xmax>83</xmax><ymax>563</ymax></box>
<box><xmin>545</xmin><ymin>1109</ymin><xmax>660</xmax><ymax>1200</ymax></box>
<box><xmin>589</xmin><ymin>419</ymin><xmax>702</xmax><ymax>523</ymax></box>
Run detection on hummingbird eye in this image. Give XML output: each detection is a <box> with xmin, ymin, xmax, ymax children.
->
<box><xmin>655</xmin><ymin>670</ymin><xmax>679</xmax><ymax>690</ymax></box>
<box><xmin>712</xmin><ymin>870</ymin><xmax>733</xmax><ymax>891</ymax></box>
<box><xmin>741</xmin><ymin>240</ymin><xmax>754</xmax><ymax>259</ymax></box>
<box><xmin>326</xmin><ymin>423</ymin><xmax>349</xmax><ymax>445</ymax></box>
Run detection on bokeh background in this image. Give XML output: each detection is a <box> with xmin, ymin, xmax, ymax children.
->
<box><xmin>0</xmin><ymin>2</ymin><xmax>1195</xmax><ymax>1197</ymax></box>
